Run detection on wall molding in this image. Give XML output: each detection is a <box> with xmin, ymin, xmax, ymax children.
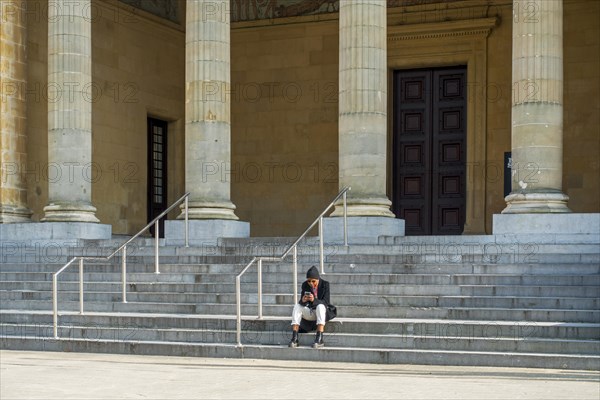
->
<box><xmin>389</xmin><ymin>17</ymin><xmax>498</xmax><ymax>41</ymax></box>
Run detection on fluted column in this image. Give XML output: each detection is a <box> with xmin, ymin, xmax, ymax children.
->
<box><xmin>503</xmin><ymin>0</ymin><xmax>570</xmax><ymax>213</ymax></box>
<box><xmin>333</xmin><ymin>0</ymin><xmax>394</xmax><ymax>217</ymax></box>
<box><xmin>0</xmin><ymin>0</ymin><xmax>32</xmax><ymax>222</ymax></box>
<box><xmin>43</xmin><ymin>0</ymin><xmax>99</xmax><ymax>222</ymax></box>
<box><xmin>182</xmin><ymin>0</ymin><xmax>238</xmax><ymax>220</ymax></box>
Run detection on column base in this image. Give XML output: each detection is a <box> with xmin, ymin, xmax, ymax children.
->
<box><xmin>502</xmin><ymin>191</ymin><xmax>571</xmax><ymax>214</ymax></box>
<box><xmin>0</xmin><ymin>205</ymin><xmax>33</xmax><ymax>223</ymax></box>
<box><xmin>322</xmin><ymin>216</ymin><xmax>405</xmax><ymax>244</ymax></box>
<box><xmin>177</xmin><ymin>201</ymin><xmax>239</xmax><ymax>220</ymax></box>
<box><xmin>42</xmin><ymin>203</ymin><xmax>100</xmax><ymax>223</ymax></box>
<box><xmin>0</xmin><ymin>222</ymin><xmax>111</xmax><ymax>241</ymax></box>
<box><xmin>493</xmin><ymin>213</ymin><xmax>599</xmax><ymax>235</ymax></box>
<box><xmin>330</xmin><ymin>197</ymin><xmax>396</xmax><ymax>218</ymax></box>
<box><xmin>165</xmin><ymin>219</ymin><xmax>250</xmax><ymax>246</ymax></box>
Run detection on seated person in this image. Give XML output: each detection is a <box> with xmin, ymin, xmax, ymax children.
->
<box><xmin>288</xmin><ymin>266</ymin><xmax>336</xmax><ymax>348</ymax></box>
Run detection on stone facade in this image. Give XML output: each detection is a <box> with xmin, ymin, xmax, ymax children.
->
<box><xmin>0</xmin><ymin>0</ymin><xmax>598</xmax><ymax>236</ymax></box>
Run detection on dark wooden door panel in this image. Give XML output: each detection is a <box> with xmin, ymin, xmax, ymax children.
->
<box><xmin>432</xmin><ymin>69</ymin><xmax>466</xmax><ymax>234</ymax></box>
<box><xmin>392</xmin><ymin>70</ymin><xmax>432</xmax><ymax>235</ymax></box>
<box><xmin>393</xmin><ymin>67</ymin><xmax>467</xmax><ymax>235</ymax></box>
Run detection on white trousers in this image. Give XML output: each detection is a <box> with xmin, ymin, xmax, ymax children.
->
<box><xmin>291</xmin><ymin>303</ymin><xmax>326</xmax><ymax>326</ymax></box>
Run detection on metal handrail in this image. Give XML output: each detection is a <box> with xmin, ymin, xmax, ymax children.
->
<box><xmin>235</xmin><ymin>186</ymin><xmax>350</xmax><ymax>346</ymax></box>
<box><xmin>52</xmin><ymin>192</ymin><xmax>191</xmax><ymax>339</ymax></box>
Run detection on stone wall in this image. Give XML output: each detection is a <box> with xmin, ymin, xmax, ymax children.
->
<box><xmin>563</xmin><ymin>0</ymin><xmax>600</xmax><ymax>213</ymax></box>
<box><xmin>231</xmin><ymin>18</ymin><xmax>339</xmax><ymax>236</ymax></box>
<box><xmin>14</xmin><ymin>0</ymin><xmax>599</xmax><ymax>236</ymax></box>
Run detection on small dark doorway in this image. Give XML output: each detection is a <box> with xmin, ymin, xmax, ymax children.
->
<box><xmin>392</xmin><ymin>66</ymin><xmax>467</xmax><ymax>235</ymax></box>
<box><xmin>147</xmin><ymin>117</ymin><xmax>168</xmax><ymax>238</ymax></box>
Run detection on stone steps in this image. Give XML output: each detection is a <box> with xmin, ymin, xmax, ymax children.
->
<box><xmin>1</xmin><ymin>291</ymin><xmax>598</xmax><ymax>310</ymax></box>
<box><xmin>377</xmin><ymin>234</ymin><xmax>600</xmax><ymax>245</ymax></box>
<box><xmin>218</xmin><ymin>233</ymin><xmax>600</xmax><ymax>246</ymax></box>
<box><xmin>1</xmin><ymin>335</ymin><xmax>598</xmax><ymax>370</ymax></box>
<box><xmin>1</xmin><ymin>235</ymin><xmax>598</xmax><ymax>370</ymax></box>
<box><xmin>2</xmin><ymin>280</ymin><xmax>599</xmax><ymax>298</ymax></box>
<box><xmin>2</xmin><ymin>308</ymin><xmax>598</xmax><ymax>369</ymax></box>
<box><xmin>2</xmin><ymin>271</ymin><xmax>599</xmax><ymax>286</ymax></box>
<box><xmin>4</xmin><ymin>249</ymin><xmax>598</xmax><ymax>263</ymax></box>
<box><xmin>3</xmin><ymin>241</ymin><xmax>600</xmax><ymax>265</ymax></box>
<box><xmin>3</xmin><ymin>299</ymin><xmax>599</xmax><ymax>322</ymax></box>
<box><xmin>9</xmin><ymin>238</ymin><xmax>600</xmax><ymax>251</ymax></box>
<box><xmin>2</xmin><ymin>262</ymin><xmax>600</xmax><ymax>275</ymax></box>
<box><xmin>3</xmin><ymin>253</ymin><xmax>597</xmax><ymax>266</ymax></box>
<box><xmin>3</xmin><ymin>311</ymin><xmax>598</xmax><ymax>340</ymax></box>
<box><xmin>328</xmin><ymin>253</ymin><xmax>600</xmax><ymax>265</ymax></box>
<box><xmin>1</xmin><ymin>322</ymin><xmax>598</xmax><ymax>355</ymax></box>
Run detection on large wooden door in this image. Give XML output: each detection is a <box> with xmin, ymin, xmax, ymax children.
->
<box><xmin>392</xmin><ymin>67</ymin><xmax>467</xmax><ymax>235</ymax></box>
<box><xmin>147</xmin><ymin>117</ymin><xmax>168</xmax><ymax>238</ymax></box>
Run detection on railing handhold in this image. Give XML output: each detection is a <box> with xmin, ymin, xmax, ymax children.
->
<box><xmin>235</xmin><ymin>186</ymin><xmax>350</xmax><ymax>347</ymax></box>
<box><xmin>52</xmin><ymin>192</ymin><xmax>191</xmax><ymax>339</ymax></box>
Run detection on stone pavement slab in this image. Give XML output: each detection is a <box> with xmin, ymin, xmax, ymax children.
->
<box><xmin>0</xmin><ymin>350</ymin><xmax>598</xmax><ymax>400</ymax></box>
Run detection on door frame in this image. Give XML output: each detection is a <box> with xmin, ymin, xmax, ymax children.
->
<box><xmin>387</xmin><ymin>17</ymin><xmax>497</xmax><ymax>234</ymax></box>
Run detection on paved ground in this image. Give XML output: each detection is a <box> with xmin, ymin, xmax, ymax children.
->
<box><xmin>0</xmin><ymin>350</ymin><xmax>599</xmax><ymax>400</ymax></box>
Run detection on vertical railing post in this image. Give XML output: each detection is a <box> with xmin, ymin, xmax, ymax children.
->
<box><xmin>121</xmin><ymin>246</ymin><xmax>127</xmax><ymax>303</ymax></box>
<box><xmin>52</xmin><ymin>274</ymin><xmax>59</xmax><ymax>339</ymax></box>
<box><xmin>155</xmin><ymin>221</ymin><xmax>160</xmax><ymax>274</ymax></box>
<box><xmin>236</xmin><ymin>275</ymin><xmax>242</xmax><ymax>346</ymax></box>
<box><xmin>185</xmin><ymin>195</ymin><xmax>189</xmax><ymax>247</ymax></box>
<box><xmin>343</xmin><ymin>190</ymin><xmax>348</xmax><ymax>247</ymax></box>
<box><xmin>319</xmin><ymin>216</ymin><xmax>325</xmax><ymax>274</ymax></box>
<box><xmin>78</xmin><ymin>258</ymin><xmax>84</xmax><ymax>314</ymax></box>
<box><xmin>293</xmin><ymin>246</ymin><xmax>298</xmax><ymax>305</ymax></box>
<box><xmin>257</xmin><ymin>258</ymin><xmax>263</xmax><ymax>319</ymax></box>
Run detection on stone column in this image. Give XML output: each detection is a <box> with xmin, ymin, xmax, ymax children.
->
<box><xmin>42</xmin><ymin>0</ymin><xmax>99</xmax><ymax>222</ymax></box>
<box><xmin>181</xmin><ymin>0</ymin><xmax>238</xmax><ymax>220</ymax></box>
<box><xmin>0</xmin><ymin>0</ymin><xmax>32</xmax><ymax>222</ymax></box>
<box><xmin>503</xmin><ymin>0</ymin><xmax>570</xmax><ymax>213</ymax></box>
<box><xmin>333</xmin><ymin>0</ymin><xmax>395</xmax><ymax>217</ymax></box>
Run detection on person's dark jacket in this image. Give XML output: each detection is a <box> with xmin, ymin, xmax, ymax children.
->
<box><xmin>298</xmin><ymin>279</ymin><xmax>337</xmax><ymax>332</ymax></box>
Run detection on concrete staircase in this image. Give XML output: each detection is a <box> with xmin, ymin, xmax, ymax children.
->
<box><xmin>1</xmin><ymin>234</ymin><xmax>599</xmax><ymax>369</ymax></box>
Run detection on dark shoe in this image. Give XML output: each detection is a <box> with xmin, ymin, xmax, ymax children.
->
<box><xmin>288</xmin><ymin>331</ymin><xmax>299</xmax><ymax>348</ymax></box>
<box><xmin>312</xmin><ymin>331</ymin><xmax>324</xmax><ymax>348</ymax></box>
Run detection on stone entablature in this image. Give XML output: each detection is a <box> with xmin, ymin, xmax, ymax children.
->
<box><xmin>119</xmin><ymin>0</ymin><xmax>179</xmax><ymax>23</ymax></box>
